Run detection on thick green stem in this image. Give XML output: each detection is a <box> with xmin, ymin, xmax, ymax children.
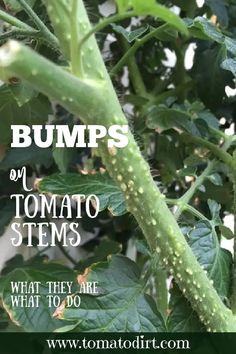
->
<box><xmin>1</xmin><ymin>41</ymin><xmax>236</xmax><ymax>332</ymax></box>
<box><xmin>70</xmin><ymin>0</ymin><xmax>82</xmax><ymax>77</ymax></box>
<box><xmin>111</xmin><ymin>24</ymin><xmax>169</xmax><ymax>75</ymax></box>
<box><xmin>0</xmin><ymin>42</ymin><xmax>104</xmax><ymax>117</ymax></box>
<box><xmin>44</xmin><ymin>0</ymin><xmax>113</xmax><ymax>82</ymax></box>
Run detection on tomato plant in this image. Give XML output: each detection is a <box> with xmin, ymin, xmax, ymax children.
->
<box><xmin>0</xmin><ymin>0</ymin><xmax>235</xmax><ymax>333</ymax></box>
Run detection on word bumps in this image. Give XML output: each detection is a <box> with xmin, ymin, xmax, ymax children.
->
<box><xmin>11</xmin><ymin>125</ymin><xmax>129</xmax><ymax>148</ymax></box>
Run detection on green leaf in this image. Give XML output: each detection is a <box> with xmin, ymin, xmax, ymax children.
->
<box><xmin>207</xmin><ymin>173</ymin><xmax>223</xmax><ymax>186</ymax></box>
<box><xmin>9</xmin><ymin>82</ymin><xmax>37</xmax><ymax>107</ymax></box>
<box><xmin>221</xmin><ymin>58</ymin><xmax>236</xmax><ymax>77</ymax></box>
<box><xmin>115</xmin><ymin>0</ymin><xmax>188</xmax><ymax>35</ymax></box>
<box><xmin>0</xmin><ymin>86</ymin><xmax>51</xmax><ymax>144</ymax></box>
<box><xmin>111</xmin><ymin>24</ymin><xmax>149</xmax><ymax>43</ymax></box>
<box><xmin>0</xmin><ymin>255</ymin><xmax>24</xmax><ymax>278</ymax></box>
<box><xmin>153</xmin><ymin>133</ymin><xmax>184</xmax><ymax>180</ymax></box>
<box><xmin>3</xmin><ymin>0</ymin><xmax>36</xmax><ymax>13</ymax></box>
<box><xmin>147</xmin><ymin>106</ymin><xmax>191</xmax><ymax>131</ymax></box>
<box><xmin>205</xmin><ymin>0</ymin><xmax>229</xmax><ymax>28</ymax></box>
<box><xmin>54</xmin><ymin>322</ymin><xmax>81</xmax><ymax>333</ymax></box>
<box><xmin>146</xmin><ymin>106</ymin><xmax>209</xmax><ymax>137</ymax></box>
<box><xmin>186</xmin><ymin>17</ymin><xmax>224</xmax><ymax>42</ymax></box>
<box><xmin>184</xmin><ymin>154</ymin><xmax>203</xmax><ymax>168</ymax></box>
<box><xmin>52</xmin><ymin>147</ymin><xmax>75</xmax><ymax>174</ymax></box>
<box><xmin>151</xmin><ymin>26</ymin><xmax>177</xmax><ymax>42</ymax></box>
<box><xmin>0</xmin><ymin>145</ymin><xmax>53</xmax><ymax>170</ymax></box>
<box><xmin>1</xmin><ymin>264</ymin><xmax>76</xmax><ymax>332</ymax></box>
<box><xmin>198</xmin><ymin>185</ymin><xmax>206</xmax><ymax>193</ymax></box>
<box><xmin>186</xmin><ymin>17</ymin><xmax>236</xmax><ymax>55</ymax></box>
<box><xmin>168</xmin><ymin>286</ymin><xmax>204</xmax><ymax>332</ymax></box>
<box><xmin>178</xmin><ymin>166</ymin><xmax>196</xmax><ymax>178</ymax></box>
<box><xmin>91</xmin><ymin>238</ymin><xmax>122</xmax><ymax>260</ymax></box>
<box><xmin>0</xmin><ymin>86</ymin><xmax>30</xmax><ymax>144</ymax></box>
<box><xmin>168</xmin><ymin>220</ymin><xmax>232</xmax><ymax>331</ymax></box>
<box><xmin>0</xmin><ymin>198</ymin><xmax>15</xmax><ymax>236</ymax></box>
<box><xmin>56</xmin><ymin>255</ymin><xmax>166</xmax><ymax>332</ymax></box>
<box><xmin>188</xmin><ymin>221</ymin><xmax>232</xmax><ymax>298</ymax></box>
<box><xmin>38</xmin><ymin>173</ymin><xmax>127</xmax><ymax>216</ymax></box>
<box><xmin>135</xmin><ymin>239</ymin><xmax>151</xmax><ymax>256</ymax></box>
<box><xmin>219</xmin><ymin>225</ymin><xmax>234</xmax><ymax>240</ymax></box>
<box><xmin>77</xmin><ymin>237</ymin><xmax>122</xmax><ymax>271</ymax></box>
<box><xmin>172</xmin><ymin>0</ymin><xmax>197</xmax><ymax>13</ymax></box>
<box><xmin>198</xmin><ymin>180</ymin><xmax>233</xmax><ymax>210</ymax></box>
<box><xmin>207</xmin><ymin>199</ymin><xmax>221</xmax><ymax>224</ymax></box>
<box><xmin>191</xmin><ymin>44</ymin><xmax>232</xmax><ymax>109</ymax></box>
<box><xmin>197</xmin><ymin>111</ymin><xmax>219</xmax><ymax>129</ymax></box>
